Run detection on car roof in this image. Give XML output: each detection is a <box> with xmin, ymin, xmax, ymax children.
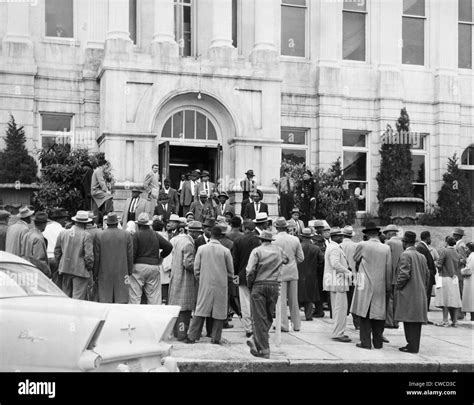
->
<box><xmin>0</xmin><ymin>251</ymin><xmax>35</xmax><ymax>266</ymax></box>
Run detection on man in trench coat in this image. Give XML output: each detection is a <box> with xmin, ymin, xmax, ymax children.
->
<box><xmin>93</xmin><ymin>213</ymin><xmax>134</xmax><ymax>303</ymax></box>
<box><xmin>395</xmin><ymin>231</ymin><xmax>430</xmax><ymax>354</ymax></box>
<box><xmin>351</xmin><ymin>222</ymin><xmax>392</xmax><ymax>350</ymax></box>
<box><xmin>186</xmin><ymin>226</ymin><xmax>234</xmax><ymax>344</ymax></box>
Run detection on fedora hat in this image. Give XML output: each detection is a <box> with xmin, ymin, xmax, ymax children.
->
<box><xmin>17</xmin><ymin>206</ymin><xmax>34</xmax><ymax>219</ymax></box>
<box><xmin>71</xmin><ymin>210</ymin><xmax>92</xmax><ymax>223</ymax></box>
<box><xmin>274</xmin><ymin>217</ymin><xmax>289</xmax><ymax>228</ymax></box>
<box><xmin>199</xmin><ymin>190</ymin><xmax>208</xmax><ymax>198</ymax></box>
<box><xmin>362</xmin><ymin>221</ymin><xmax>380</xmax><ymax>234</ymax></box>
<box><xmin>245</xmin><ymin>169</ymin><xmax>255</xmax><ymax>177</ymax></box>
<box><xmin>200</xmin><ymin>170</ymin><xmax>210</xmax><ymax>178</ymax></box>
<box><xmin>185</xmin><ymin>211</ymin><xmax>195</xmax><ymax>218</ymax></box>
<box><xmin>106</xmin><ymin>212</ymin><xmax>119</xmax><ymax>225</ymax></box>
<box><xmin>312</xmin><ymin>220</ymin><xmax>325</xmax><ymax>229</ymax></box>
<box><xmin>291</xmin><ymin>208</ymin><xmax>301</xmax><ymax>215</ymax></box>
<box><xmin>301</xmin><ymin>228</ymin><xmax>314</xmax><ymax>238</ymax></box>
<box><xmin>258</xmin><ymin>230</ymin><xmax>275</xmax><ymax>242</ymax></box>
<box><xmin>243</xmin><ymin>219</ymin><xmax>256</xmax><ymax>230</ymax></box>
<box><xmin>169</xmin><ymin>214</ymin><xmax>180</xmax><ymax>222</ymax></box>
<box><xmin>218</xmin><ymin>191</ymin><xmax>229</xmax><ymax>199</ymax></box>
<box><xmin>179</xmin><ymin>217</ymin><xmax>187</xmax><ymax>224</ymax></box>
<box><xmin>188</xmin><ymin>221</ymin><xmax>204</xmax><ymax>232</ymax></box>
<box><xmin>287</xmin><ymin>219</ymin><xmax>297</xmax><ymax>229</ymax></box>
<box><xmin>131</xmin><ymin>188</ymin><xmax>142</xmax><ymax>193</ymax></box>
<box><xmin>402</xmin><ymin>231</ymin><xmax>417</xmax><ymax>244</ymax></box>
<box><xmin>253</xmin><ymin>212</ymin><xmax>269</xmax><ymax>224</ymax></box>
<box><xmin>216</xmin><ymin>222</ymin><xmax>231</xmax><ymax>234</ymax></box>
<box><xmin>382</xmin><ymin>224</ymin><xmax>399</xmax><ymax>234</ymax></box>
<box><xmin>453</xmin><ymin>228</ymin><xmax>465</xmax><ymax>236</ymax></box>
<box><xmin>136</xmin><ymin>212</ymin><xmax>152</xmax><ymax>226</ymax></box>
<box><xmin>203</xmin><ymin>218</ymin><xmax>216</xmax><ymax>228</ymax></box>
<box><xmin>32</xmin><ymin>212</ymin><xmax>48</xmax><ymax>224</ymax></box>
<box><xmin>49</xmin><ymin>208</ymin><xmax>68</xmax><ymax>219</ymax></box>
<box><xmin>342</xmin><ymin>225</ymin><xmax>355</xmax><ymax>237</ymax></box>
<box><xmin>0</xmin><ymin>210</ymin><xmax>11</xmax><ymax>220</ymax></box>
<box><xmin>330</xmin><ymin>228</ymin><xmax>343</xmax><ymax>237</ymax></box>
<box><xmin>194</xmin><ymin>169</ymin><xmax>201</xmax><ymax>174</ymax></box>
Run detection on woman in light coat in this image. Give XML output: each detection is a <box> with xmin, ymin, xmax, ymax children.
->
<box><xmin>461</xmin><ymin>242</ymin><xmax>474</xmax><ymax>320</ymax></box>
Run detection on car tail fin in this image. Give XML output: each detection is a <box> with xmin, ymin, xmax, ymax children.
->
<box><xmin>85</xmin><ymin>319</ymin><xmax>106</xmax><ymax>351</ymax></box>
<box><xmin>160</xmin><ymin>316</ymin><xmax>178</xmax><ymax>341</ymax></box>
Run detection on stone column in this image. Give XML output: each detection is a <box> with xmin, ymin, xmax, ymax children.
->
<box><xmin>2</xmin><ymin>2</ymin><xmax>33</xmax><ymax>60</ymax></box>
<box><xmin>250</xmin><ymin>0</ymin><xmax>278</xmax><ymax>65</ymax></box>
<box><xmin>208</xmin><ymin>0</ymin><xmax>236</xmax><ymax>62</ymax></box>
<box><xmin>151</xmin><ymin>0</ymin><xmax>179</xmax><ymax>62</ymax></box>
<box><xmin>105</xmin><ymin>0</ymin><xmax>132</xmax><ymax>54</ymax></box>
<box><xmin>86</xmin><ymin>0</ymin><xmax>108</xmax><ymax>48</ymax></box>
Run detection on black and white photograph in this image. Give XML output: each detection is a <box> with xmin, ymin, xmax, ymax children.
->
<box><xmin>0</xmin><ymin>0</ymin><xmax>472</xmax><ymax>402</ymax></box>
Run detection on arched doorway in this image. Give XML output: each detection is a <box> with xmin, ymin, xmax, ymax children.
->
<box><xmin>461</xmin><ymin>145</ymin><xmax>474</xmax><ymax>214</ymax></box>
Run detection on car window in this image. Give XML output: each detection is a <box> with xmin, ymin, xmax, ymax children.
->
<box><xmin>0</xmin><ymin>263</ymin><xmax>66</xmax><ymax>298</ymax></box>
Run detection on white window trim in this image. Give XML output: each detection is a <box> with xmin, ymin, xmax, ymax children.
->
<box><xmin>458</xmin><ymin>1</ymin><xmax>474</xmax><ymax>70</ymax></box>
<box><xmin>342</xmin><ymin>130</ymin><xmax>369</xmax><ymax>213</ymax></box>
<box><xmin>39</xmin><ymin>113</ymin><xmax>75</xmax><ymax>148</ymax></box>
<box><xmin>411</xmin><ymin>134</ymin><xmax>429</xmax><ymax>212</ymax></box>
<box><xmin>280</xmin><ymin>0</ymin><xmax>309</xmax><ymax>59</ymax></box>
<box><xmin>342</xmin><ymin>2</ymin><xmax>368</xmax><ymax>63</ymax></box>
<box><xmin>175</xmin><ymin>0</ymin><xmax>197</xmax><ymax>58</ymax></box>
<box><xmin>401</xmin><ymin>1</ymin><xmax>428</xmax><ymax>67</ymax></box>
<box><xmin>43</xmin><ymin>0</ymin><xmax>76</xmax><ymax>43</ymax></box>
<box><xmin>281</xmin><ymin>127</ymin><xmax>310</xmax><ymax>166</ymax></box>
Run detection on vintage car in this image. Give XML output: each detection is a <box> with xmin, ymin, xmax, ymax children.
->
<box><xmin>0</xmin><ymin>251</ymin><xmax>180</xmax><ymax>372</ymax></box>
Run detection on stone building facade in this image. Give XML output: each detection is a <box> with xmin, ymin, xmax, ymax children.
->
<box><xmin>0</xmin><ymin>0</ymin><xmax>473</xmax><ymax>216</ymax></box>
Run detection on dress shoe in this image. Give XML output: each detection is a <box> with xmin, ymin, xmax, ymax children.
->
<box><xmin>246</xmin><ymin>338</ymin><xmax>259</xmax><ymax>357</ymax></box>
<box><xmin>427</xmin><ymin>321</ymin><xmax>434</xmax><ymax>325</ymax></box>
<box><xmin>382</xmin><ymin>336</ymin><xmax>390</xmax><ymax>343</ymax></box>
<box><xmin>332</xmin><ymin>336</ymin><xmax>352</xmax><ymax>343</ymax></box>
<box><xmin>223</xmin><ymin>323</ymin><xmax>234</xmax><ymax>329</ymax></box>
<box><xmin>211</xmin><ymin>339</ymin><xmax>223</xmax><ymax>345</ymax></box>
<box><xmin>399</xmin><ymin>346</ymin><xmax>418</xmax><ymax>353</ymax></box>
<box><xmin>313</xmin><ymin>313</ymin><xmax>325</xmax><ymax>318</ymax></box>
<box><xmin>184</xmin><ymin>338</ymin><xmax>195</xmax><ymax>344</ymax></box>
<box><xmin>356</xmin><ymin>343</ymin><xmax>371</xmax><ymax>350</ymax></box>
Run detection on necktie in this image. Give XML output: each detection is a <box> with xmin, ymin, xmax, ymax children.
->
<box><xmin>130</xmin><ymin>198</ymin><xmax>137</xmax><ymax>213</ymax></box>
<box><xmin>287</xmin><ymin>177</ymin><xmax>291</xmax><ymax>193</ymax></box>
<box><xmin>221</xmin><ymin>204</ymin><xmax>225</xmax><ymax>213</ymax></box>
<box><xmin>205</xmin><ymin>182</ymin><xmax>208</xmax><ymax>195</ymax></box>
<box><xmin>164</xmin><ymin>204</ymin><xmax>167</xmax><ymax>212</ymax></box>
<box><xmin>256</xmin><ymin>203</ymin><xmax>260</xmax><ymax>213</ymax></box>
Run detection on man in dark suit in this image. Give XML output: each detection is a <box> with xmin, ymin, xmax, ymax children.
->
<box><xmin>416</xmin><ymin>231</ymin><xmax>436</xmax><ymax>320</ymax></box>
<box><xmin>240</xmin><ymin>169</ymin><xmax>257</xmax><ymax>217</ymax></box>
<box><xmin>215</xmin><ymin>192</ymin><xmax>234</xmax><ymax>218</ymax></box>
<box><xmin>122</xmin><ymin>189</ymin><xmax>147</xmax><ymax>225</ymax></box>
<box><xmin>243</xmin><ymin>190</ymin><xmax>268</xmax><ymax>220</ymax></box>
<box><xmin>180</xmin><ymin>172</ymin><xmax>198</xmax><ymax>214</ymax></box>
<box><xmin>195</xmin><ymin>170</ymin><xmax>217</xmax><ymax>200</ymax></box>
<box><xmin>154</xmin><ymin>192</ymin><xmax>176</xmax><ymax>223</ymax></box>
<box><xmin>190</xmin><ymin>191</ymin><xmax>216</xmax><ymax>223</ymax></box>
<box><xmin>161</xmin><ymin>178</ymin><xmax>179</xmax><ymax>214</ymax></box>
<box><xmin>194</xmin><ymin>218</ymin><xmax>215</xmax><ymax>252</ymax></box>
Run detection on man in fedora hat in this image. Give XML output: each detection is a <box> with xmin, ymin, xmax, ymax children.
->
<box><xmin>298</xmin><ymin>228</ymin><xmax>324</xmax><ymax>321</ymax></box>
<box><xmin>168</xmin><ymin>221</ymin><xmax>202</xmax><ymax>340</ymax></box>
<box><xmin>0</xmin><ymin>210</ymin><xmax>11</xmax><ymax>251</ymax></box>
<box><xmin>240</xmin><ymin>169</ymin><xmax>257</xmax><ymax>216</ymax></box>
<box><xmin>253</xmin><ymin>212</ymin><xmax>270</xmax><ymax>235</ymax></box>
<box><xmin>351</xmin><ymin>222</ymin><xmax>392</xmax><ymax>350</ymax></box>
<box><xmin>382</xmin><ymin>224</ymin><xmax>404</xmax><ymax>329</ymax></box>
<box><xmin>395</xmin><ymin>231</ymin><xmax>430</xmax><ymax>353</ymax></box>
<box><xmin>24</xmin><ymin>212</ymin><xmax>50</xmax><ymax>277</ymax></box>
<box><xmin>298</xmin><ymin>170</ymin><xmax>317</xmax><ymax>226</ymax></box>
<box><xmin>341</xmin><ymin>225</ymin><xmax>360</xmax><ymax>329</ymax></box>
<box><xmin>186</xmin><ymin>226</ymin><xmax>235</xmax><ymax>344</ymax></box>
<box><xmin>453</xmin><ymin>228</ymin><xmax>468</xmax><ymax>320</ymax></box>
<box><xmin>274</xmin><ymin>217</ymin><xmax>304</xmax><ymax>332</ymax></box>
<box><xmin>166</xmin><ymin>214</ymin><xmax>181</xmax><ymax>240</ymax></box>
<box><xmin>190</xmin><ymin>190</ymin><xmax>216</xmax><ymax>223</ymax></box>
<box><xmin>129</xmin><ymin>213</ymin><xmax>172</xmax><ymax>305</ymax></box>
<box><xmin>54</xmin><ymin>211</ymin><xmax>94</xmax><ymax>300</ymax></box>
<box><xmin>246</xmin><ymin>230</ymin><xmax>289</xmax><ymax>358</ymax></box>
<box><xmin>122</xmin><ymin>188</ymin><xmax>147</xmax><ymax>226</ymax></box>
<box><xmin>194</xmin><ymin>218</ymin><xmax>215</xmax><ymax>253</ymax></box>
<box><xmin>195</xmin><ymin>170</ymin><xmax>217</xmax><ymax>200</ymax></box>
<box><xmin>232</xmin><ymin>219</ymin><xmax>261</xmax><ymax>337</ymax></box>
<box><xmin>5</xmin><ymin>206</ymin><xmax>34</xmax><ymax>257</ymax></box>
<box><xmin>93</xmin><ymin>213</ymin><xmax>133</xmax><ymax>304</ymax></box>
<box><xmin>290</xmin><ymin>208</ymin><xmax>305</xmax><ymax>236</ymax></box>
<box><xmin>215</xmin><ymin>191</ymin><xmax>234</xmax><ymax>218</ymax></box>
<box><xmin>227</xmin><ymin>216</ymin><xmax>244</xmax><ymax>243</ymax></box>
<box><xmin>278</xmin><ymin>167</ymin><xmax>296</xmax><ymax>220</ymax></box>
<box><xmin>43</xmin><ymin>208</ymin><xmax>68</xmax><ymax>287</ymax></box>
<box><xmin>161</xmin><ymin>178</ymin><xmax>180</xmax><ymax>214</ymax></box>
<box><xmin>154</xmin><ymin>191</ymin><xmax>176</xmax><ymax>223</ymax></box>
<box><xmin>243</xmin><ymin>189</ymin><xmax>268</xmax><ymax>220</ymax></box>
<box><xmin>323</xmin><ymin>228</ymin><xmax>352</xmax><ymax>342</ymax></box>
<box><xmin>180</xmin><ymin>171</ymin><xmax>198</xmax><ymax>214</ymax></box>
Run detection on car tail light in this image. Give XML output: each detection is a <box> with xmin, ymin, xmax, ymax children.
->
<box><xmin>78</xmin><ymin>350</ymin><xmax>102</xmax><ymax>371</ymax></box>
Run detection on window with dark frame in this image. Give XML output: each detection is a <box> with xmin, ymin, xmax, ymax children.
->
<box><xmin>459</xmin><ymin>0</ymin><xmax>473</xmax><ymax>69</ymax></box>
<box><xmin>281</xmin><ymin>0</ymin><xmax>307</xmax><ymax>57</ymax></box>
<box><xmin>411</xmin><ymin>135</ymin><xmax>428</xmax><ymax>213</ymax></box>
<box><xmin>45</xmin><ymin>0</ymin><xmax>74</xmax><ymax>38</ymax></box>
<box><xmin>129</xmin><ymin>0</ymin><xmax>138</xmax><ymax>45</ymax></box>
<box><xmin>175</xmin><ymin>0</ymin><xmax>193</xmax><ymax>57</ymax></box>
<box><xmin>40</xmin><ymin>114</ymin><xmax>73</xmax><ymax>149</ymax></box>
<box><xmin>162</xmin><ymin>110</ymin><xmax>217</xmax><ymax>141</ymax></box>
<box><xmin>342</xmin><ymin>0</ymin><xmax>367</xmax><ymax>61</ymax></box>
<box><xmin>232</xmin><ymin>0</ymin><xmax>238</xmax><ymax>48</ymax></box>
<box><xmin>281</xmin><ymin>128</ymin><xmax>308</xmax><ymax>170</ymax></box>
<box><xmin>402</xmin><ymin>0</ymin><xmax>425</xmax><ymax>66</ymax></box>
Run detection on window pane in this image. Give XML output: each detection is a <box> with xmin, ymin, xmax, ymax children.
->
<box><xmin>343</xmin><ymin>0</ymin><xmax>366</xmax><ymax>12</ymax></box>
<box><xmin>42</xmin><ymin>114</ymin><xmax>71</xmax><ymax>132</ymax></box>
<box><xmin>343</xmin><ymin>11</ymin><xmax>365</xmax><ymax>61</ymax></box>
<box><xmin>281</xmin><ymin>130</ymin><xmax>306</xmax><ymax>145</ymax></box>
<box><xmin>410</xmin><ymin>134</ymin><xmax>425</xmax><ymax>150</ymax></box>
<box><xmin>461</xmin><ymin>146</ymin><xmax>474</xmax><ymax>165</ymax></box>
<box><xmin>175</xmin><ymin>3</ymin><xmax>192</xmax><ymax>57</ymax></box>
<box><xmin>172</xmin><ymin>111</ymin><xmax>183</xmax><ymax>138</ymax></box>
<box><xmin>343</xmin><ymin>131</ymin><xmax>366</xmax><ymax>147</ymax></box>
<box><xmin>196</xmin><ymin>112</ymin><xmax>206</xmax><ymax>140</ymax></box>
<box><xmin>45</xmin><ymin>0</ymin><xmax>74</xmax><ymax>38</ymax></box>
<box><xmin>412</xmin><ymin>155</ymin><xmax>425</xmax><ymax>183</ymax></box>
<box><xmin>232</xmin><ymin>0</ymin><xmax>238</xmax><ymax>48</ymax></box>
<box><xmin>162</xmin><ymin>117</ymin><xmax>172</xmax><ymax>138</ymax></box>
<box><xmin>459</xmin><ymin>0</ymin><xmax>473</xmax><ymax>22</ymax></box>
<box><xmin>208</xmin><ymin>120</ymin><xmax>217</xmax><ymax>140</ymax></box>
<box><xmin>129</xmin><ymin>0</ymin><xmax>137</xmax><ymax>44</ymax></box>
<box><xmin>402</xmin><ymin>17</ymin><xmax>424</xmax><ymax>65</ymax></box>
<box><xmin>283</xmin><ymin>0</ymin><xmax>306</xmax><ymax>6</ymax></box>
<box><xmin>184</xmin><ymin>110</ymin><xmax>195</xmax><ymax>139</ymax></box>
<box><xmin>413</xmin><ymin>184</ymin><xmax>425</xmax><ymax>212</ymax></box>
<box><xmin>282</xmin><ymin>149</ymin><xmax>306</xmax><ymax>165</ymax></box>
<box><xmin>183</xmin><ymin>5</ymin><xmax>191</xmax><ymax>56</ymax></box>
<box><xmin>347</xmin><ymin>181</ymin><xmax>367</xmax><ymax>211</ymax></box>
<box><xmin>403</xmin><ymin>0</ymin><xmax>425</xmax><ymax>16</ymax></box>
<box><xmin>459</xmin><ymin>23</ymin><xmax>472</xmax><ymax>69</ymax></box>
<box><xmin>281</xmin><ymin>6</ymin><xmax>305</xmax><ymax>57</ymax></box>
<box><xmin>343</xmin><ymin>151</ymin><xmax>367</xmax><ymax>181</ymax></box>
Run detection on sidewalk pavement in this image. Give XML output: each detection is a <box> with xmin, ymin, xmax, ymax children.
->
<box><xmin>170</xmin><ymin>307</ymin><xmax>473</xmax><ymax>372</ymax></box>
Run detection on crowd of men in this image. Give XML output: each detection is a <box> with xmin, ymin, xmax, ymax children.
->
<box><xmin>0</xmin><ymin>165</ymin><xmax>472</xmax><ymax>360</ymax></box>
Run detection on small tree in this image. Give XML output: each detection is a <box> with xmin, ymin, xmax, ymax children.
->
<box><xmin>437</xmin><ymin>153</ymin><xmax>472</xmax><ymax>226</ymax></box>
<box><xmin>0</xmin><ymin>114</ymin><xmax>38</xmax><ymax>183</ymax></box>
<box><xmin>376</xmin><ymin>107</ymin><xmax>414</xmax><ymax>224</ymax></box>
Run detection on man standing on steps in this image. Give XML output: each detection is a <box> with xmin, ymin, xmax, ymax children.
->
<box><xmin>416</xmin><ymin>231</ymin><xmax>437</xmax><ymax>324</ymax></box>
<box><xmin>240</xmin><ymin>169</ymin><xmax>257</xmax><ymax>217</ymax></box>
<box><xmin>278</xmin><ymin>168</ymin><xmax>295</xmax><ymax>220</ymax></box>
